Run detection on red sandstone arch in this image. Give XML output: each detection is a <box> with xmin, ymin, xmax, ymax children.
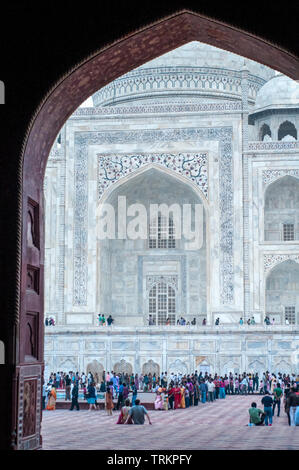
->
<box><xmin>15</xmin><ymin>10</ymin><xmax>299</xmax><ymax>450</ymax></box>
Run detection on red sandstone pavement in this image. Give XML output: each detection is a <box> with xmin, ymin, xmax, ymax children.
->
<box><xmin>41</xmin><ymin>395</ymin><xmax>298</xmax><ymax>450</ymax></box>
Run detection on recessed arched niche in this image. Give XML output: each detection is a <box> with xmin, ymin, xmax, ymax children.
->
<box><xmin>264</xmin><ymin>176</ymin><xmax>299</xmax><ymax>242</ymax></box>
<box><xmin>96</xmin><ymin>166</ymin><xmax>207</xmax><ymax>326</ymax></box>
<box><xmin>266</xmin><ymin>260</ymin><xmax>299</xmax><ymax>324</ymax></box>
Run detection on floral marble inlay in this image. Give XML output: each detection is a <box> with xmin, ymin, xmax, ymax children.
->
<box><xmin>98</xmin><ymin>153</ymin><xmax>208</xmax><ymax>199</ymax></box>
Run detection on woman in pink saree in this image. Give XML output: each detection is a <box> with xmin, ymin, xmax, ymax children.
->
<box><xmin>154</xmin><ymin>391</ymin><xmax>164</xmax><ymax>410</ymax></box>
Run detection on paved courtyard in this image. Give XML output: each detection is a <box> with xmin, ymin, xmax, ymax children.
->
<box><xmin>41</xmin><ymin>395</ymin><xmax>298</xmax><ymax>450</ymax></box>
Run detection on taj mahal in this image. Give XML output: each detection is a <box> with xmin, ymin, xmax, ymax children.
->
<box><xmin>43</xmin><ymin>41</ymin><xmax>299</xmax><ymax>380</ymax></box>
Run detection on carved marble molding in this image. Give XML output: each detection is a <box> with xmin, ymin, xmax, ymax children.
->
<box><xmin>146</xmin><ymin>275</ymin><xmax>178</xmax><ymax>291</ymax></box>
<box><xmin>262</xmin><ymin>169</ymin><xmax>299</xmax><ymax>187</ymax></box>
<box><xmin>74</xmin><ymin>101</ymin><xmax>242</xmax><ymax>117</ymax></box>
<box><xmin>98</xmin><ymin>152</ymin><xmax>208</xmax><ymax>200</ymax></box>
<box><xmin>264</xmin><ymin>254</ymin><xmax>299</xmax><ymax>273</ymax></box>
<box><xmin>91</xmin><ymin>66</ymin><xmax>264</xmax><ymax>107</ymax></box>
<box><xmin>74</xmin><ymin>126</ymin><xmax>234</xmax><ymax>306</ymax></box>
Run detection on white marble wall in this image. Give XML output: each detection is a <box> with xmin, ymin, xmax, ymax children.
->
<box><xmin>44</xmin><ymin>326</ymin><xmax>299</xmax><ymax>379</ymax></box>
<box><xmin>44</xmin><ymin>104</ymin><xmax>299</xmax><ymax>373</ymax></box>
<box><xmin>45</xmin><ymin>108</ymin><xmax>248</xmax><ymax>326</ymax></box>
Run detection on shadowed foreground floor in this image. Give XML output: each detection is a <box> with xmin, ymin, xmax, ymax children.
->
<box><xmin>41</xmin><ymin>395</ymin><xmax>298</xmax><ymax>450</ymax></box>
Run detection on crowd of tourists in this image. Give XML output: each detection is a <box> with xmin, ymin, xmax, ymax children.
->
<box><xmin>43</xmin><ymin>369</ymin><xmax>299</xmax><ymax>426</ymax></box>
<box><xmin>148</xmin><ymin>316</ymin><xmax>281</xmax><ymax>326</ymax></box>
<box><xmin>46</xmin><ymin>314</ymin><xmax>287</xmax><ymax>328</ymax></box>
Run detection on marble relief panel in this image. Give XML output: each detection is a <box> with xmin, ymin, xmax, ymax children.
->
<box><xmin>57</xmin><ymin>341</ymin><xmax>79</xmax><ymax>351</ymax></box>
<box><xmin>193</xmin><ymin>340</ymin><xmax>215</xmax><ymax>351</ymax></box>
<box><xmin>220</xmin><ymin>341</ymin><xmax>241</xmax><ymax>351</ymax></box>
<box><xmin>111</xmin><ymin>341</ymin><xmax>135</xmax><ymax>350</ymax></box>
<box><xmin>85</xmin><ymin>341</ymin><xmax>106</xmax><ymax>350</ymax></box>
<box><xmin>246</xmin><ymin>341</ymin><xmax>267</xmax><ymax>350</ymax></box>
<box><xmin>74</xmin><ymin>126</ymin><xmax>234</xmax><ymax>308</ymax></box>
<box><xmin>140</xmin><ymin>341</ymin><xmax>162</xmax><ymax>350</ymax></box>
<box><xmin>168</xmin><ymin>341</ymin><xmax>189</xmax><ymax>350</ymax></box>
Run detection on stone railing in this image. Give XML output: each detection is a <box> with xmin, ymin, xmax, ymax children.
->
<box><xmin>73</xmin><ymin>100</ymin><xmax>242</xmax><ymax>117</ymax></box>
<box><xmin>45</xmin><ymin>324</ymin><xmax>299</xmax><ymax>333</ymax></box>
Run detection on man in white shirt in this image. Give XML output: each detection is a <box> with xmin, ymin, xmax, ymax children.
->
<box><xmin>81</xmin><ymin>373</ymin><xmax>86</xmax><ymax>387</ymax></box>
<box><xmin>207</xmin><ymin>380</ymin><xmax>215</xmax><ymax>402</ymax></box>
<box><xmin>241</xmin><ymin>377</ymin><xmax>248</xmax><ymax>395</ymax></box>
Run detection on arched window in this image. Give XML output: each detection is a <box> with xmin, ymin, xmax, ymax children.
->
<box><xmin>278</xmin><ymin>121</ymin><xmax>297</xmax><ymax>141</ymax></box>
<box><xmin>149</xmin><ymin>214</ymin><xmax>176</xmax><ymax>248</ymax></box>
<box><xmin>259</xmin><ymin>123</ymin><xmax>272</xmax><ymax>141</ymax></box>
<box><xmin>149</xmin><ymin>281</ymin><xmax>176</xmax><ymax>325</ymax></box>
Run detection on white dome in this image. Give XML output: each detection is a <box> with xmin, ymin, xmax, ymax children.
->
<box><xmin>254</xmin><ymin>74</ymin><xmax>299</xmax><ymax>112</ymax></box>
<box><xmin>136</xmin><ymin>42</ymin><xmax>274</xmax><ymax>79</ymax></box>
<box><xmin>92</xmin><ymin>41</ymin><xmax>275</xmax><ymax>107</ymax></box>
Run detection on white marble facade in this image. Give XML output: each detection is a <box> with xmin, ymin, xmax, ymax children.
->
<box><xmin>44</xmin><ymin>42</ymin><xmax>299</xmax><ymax>378</ymax></box>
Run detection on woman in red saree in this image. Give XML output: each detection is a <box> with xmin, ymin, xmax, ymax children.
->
<box><xmin>174</xmin><ymin>385</ymin><xmax>181</xmax><ymax>409</ymax></box>
<box><xmin>46</xmin><ymin>385</ymin><xmax>57</xmax><ymax>410</ymax></box>
<box><xmin>116</xmin><ymin>399</ymin><xmax>132</xmax><ymax>424</ymax></box>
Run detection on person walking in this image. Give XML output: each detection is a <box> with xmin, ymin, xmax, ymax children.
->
<box><xmin>167</xmin><ymin>384</ymin><xmax>175</xmax><ymax>410</ymax></box>
<box><xmin>105</xmin><ymin>386</ymin><xmax>114</xmax><ymax>416</ymax></box>
<box><xmin>193</xmin><ymin>381</ymin><xmax>200</xmax><ymax>406</ymax></box>
<box><xmin>287</xmin><ymin>387</ymin><xmax>299</xmax><ymax>426</ymax></box>
<box><xmin>70</xmin><ymin>382</ymin><xmax>80</xmax><ymax>411</ymax></box>
<box><xmin>42</xmin><ymin>381</ymin><xmax>47</xmax><ymax>410</ymax></box>
<box><xmin>116</xmin><ymin>382</ymin><xmax>124</xmax><ymax>410</ymax></box>
<box><xmin>272</xmin><ymin>382</ymin><xmax>283</xmax><ymax>417</ymax></box>
<box><xmin>173</xmin><ymin>384</ymin><xmax>180</xmax><ymax>409</ymax></box>
<box><xmin>65</xmin><ymin>374</ymin><xmax>71</xmax><ymax>401</ymax></box>
<box><xmin>261</xmin><ymin>391</ymin><xmax>274</xmax><ymax>426</ymax></box>
<box><xmin>284</xmin><ymin>388</ymin><xmax>291</xmax><ymax>425</ymax></box>
<box><xmin>87</xmin><ymin>382</ymin><xmax>97</xmax><ymax>411</ymax></box>
<box><xmin>124</xmin><ymin>399</ymin><xmax>152</xmax><ymax>425</ymax></box>
<box><xmin>219</xmin><ymin>378</ymin><xmax>226</xmax><ymax>399</ymax></box>
<box><xmin>200</xmin><ymin>380</ymin><xmax>207</xmax><ymax>403</ymax></box>
<box><xmin>207</xmin><ymin>379</ymin><xmax>215</xmax><ymax>402</ymax></box>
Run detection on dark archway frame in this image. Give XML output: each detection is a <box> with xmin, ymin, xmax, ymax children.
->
<box><xmin>15</xmin><ymin>10</ymin><xmax>298</xmax><ymax>449</ymax></box>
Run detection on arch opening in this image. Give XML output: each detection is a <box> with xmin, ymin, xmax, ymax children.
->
<box><xmin>264</xmin><ymin>175</ymin><xmax>299</xmax><ymax>242</ymax></box>
<box><xmin>278</xmin><ymin>120</ymin><xmax>297</xmax><ymax>141</ymax></box>
<box><xmin>11</xmin><ymin>9</ymin><xmax>299</xmax><ymax>451</ymax></box>
<box><xmin>266</xmin><ymin>260</ymin><xmax>299</xmax><ymax>324</ymax></box>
